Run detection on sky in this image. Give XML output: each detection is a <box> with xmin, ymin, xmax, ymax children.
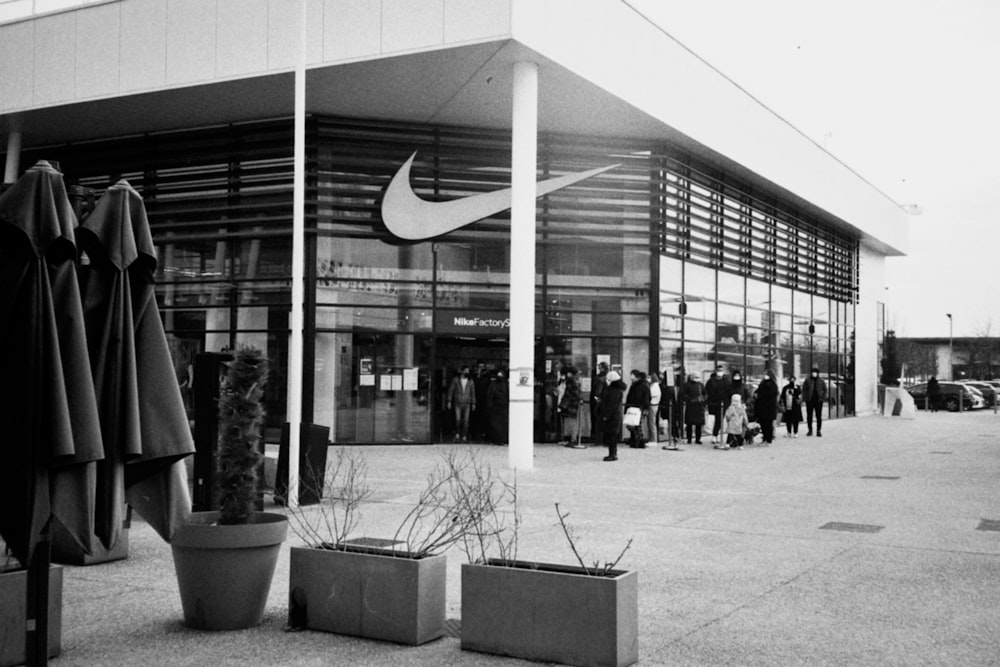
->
<box><xmin>628</xmin><ymin>0</ymin><xmax>1000</xmax><ymax>339</ymax></box>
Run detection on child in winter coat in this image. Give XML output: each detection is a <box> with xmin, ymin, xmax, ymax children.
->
<box><xmin>717</xmin><ymin>393</ymin><xmax>750</xmax><ymax>450</ymax></box>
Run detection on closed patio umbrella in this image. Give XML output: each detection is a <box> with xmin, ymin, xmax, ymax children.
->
<box><xmin>0</xmin><ymin>160</ymin><xmax>105</xmax><ymax>664</ymax></box>
<box><xmin>67</xmin><ymin>179</ymin><xmax>195</xmax><ymax>554</ymax></box>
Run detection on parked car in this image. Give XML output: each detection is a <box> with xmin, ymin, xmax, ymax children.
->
<box><xmin>961</xmin><ymin>381</ymin><xmax>998</xmax><ymax>407</ymax></box>
<box><xmin>906</xmin><ymin>381</ymin><xmax>976</xmax><ymax>411</ymax></box>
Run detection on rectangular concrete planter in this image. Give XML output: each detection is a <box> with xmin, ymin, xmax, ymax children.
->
<box><xmin>288</xmin><ymin>545</ymin><xmax>446</xmax><ymax>646</ymax></box>
<box><xmin>0</xmin><ymin>565</ymin><xmax>62</xmax><ymax>667</ymax></box>
<box><xmin>461</xmin><ymin>560</ymin><xmax>638</xmax><ymax>667</ymax></box>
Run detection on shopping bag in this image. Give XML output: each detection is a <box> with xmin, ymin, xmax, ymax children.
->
<box><xmin>623</xmin><ymin>407</ymin><xmax>642</xmax><ymax>427</ymax></box>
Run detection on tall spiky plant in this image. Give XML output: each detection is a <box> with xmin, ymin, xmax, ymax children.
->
<box><xmin>216</xmin><ymin>346</ymin><xmax>268</xmax><ymax>525</ymax></box>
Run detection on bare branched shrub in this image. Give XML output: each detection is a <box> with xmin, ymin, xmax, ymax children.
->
<box><xmin>285</xmin><ymin>447</ymin><xmax>372</xmax><ymax>548</ymax></box>
<box><xmin>450</xmin><ymin>451</ymin><xmax>520</xmax><ymax>566</ymax></box>
<box><xmin>286</xmin><ymin>447</ymin><xmax>518</xmax><ymax>560</ymax></box>
<box><xmin>554</xmin><ymin>502</ymin><xmax>633</xmax><ymax>577</ymax></box>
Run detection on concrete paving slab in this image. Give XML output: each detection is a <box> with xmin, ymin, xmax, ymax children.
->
<box><xmin>37</xmin><ymin>410</ymin><xmax>1000</xmax><ymax>665</ymax></box>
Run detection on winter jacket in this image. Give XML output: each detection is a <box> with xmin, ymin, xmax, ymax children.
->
<box><xmin>597</xmin><ymin>379</ymin><xmax>627</xmax><ymax>434</ymax></box>
<box><xmin>705</xmin><ymin>374</ymin><xmax>732</xmax><ymax>408</ymax></box>
<box><xmin>558</xmin><ymin>376</ymin><xmax>581</xmax><ymax>417</ymax></box>
<box><xmin>753</xmin><ymin>378</ymin><xmax>779</xmax><ymax>421</ymax></box>
<box><xmin>802</xmin><ymin>376</ymin><xmax>828</xmax><ymax>404</ymax></box>
<box><xmin>625</xmin><ymin>380</ymin><xmax>651</xmax><ymax>410</ymax></box>
<box><xmin>722</xmin><ymin>403</ymin><xmax>749</xmax><ymax>436</ymax></box>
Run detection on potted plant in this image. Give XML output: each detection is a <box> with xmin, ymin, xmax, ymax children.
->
<box><xmin>170</xmin><ymin>346</ymin><xmax>287</xmax><ymax>631</ymax></box>
<box><xmin>0</xmin><ymin>544</ymin><xmax>62</xmax><ymax>666</ymax></box>
<box><xmin>459</xmin><ymin>464</ymin><xmax>639</xmax><ymax>667</ymax></box>
<box><xmin>285</xmin><ymin>449</ymin><xmax>487</xmax><ymax>646</ymax></box>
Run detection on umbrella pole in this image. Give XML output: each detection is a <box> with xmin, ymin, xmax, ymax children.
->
<box><xmin>25</xmin><ymin>525</ymin><xmax>51</xmax><ymax>666</ymax></box>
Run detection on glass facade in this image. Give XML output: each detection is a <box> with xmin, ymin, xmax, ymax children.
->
<box><xmin>27</xmin><ymin>115</ymin><xmax>857</xmax><ymax>443</ymax></box>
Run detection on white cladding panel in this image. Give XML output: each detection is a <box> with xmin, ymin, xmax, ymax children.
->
<box><xmin>74</xmin><ymin>1</ymin><xmax>120</xmax><ymax>99</ymax></box>
<box><xmin>217</xmin><ymin>0</ymin><xmax>269</xmax><ymax>78</ymax></box>
<box><xmin>120</xmin><ymin>0</ymin><xmax>166</xmax><ymax>91</ymax></box>
<box><xmin>382</xmin><ymin>0</ymin><xmax>444</xmax><ymax>52</ymax></box>
<box><xmin>0</xmin><ymin>21</ymin><xmax>33</xmax><ymax>109</ymax></box>
<box><xmin>855</xmin><ymin>244</ymin><xmax>887</xmax><ymax>415</ymax></box>
<box><xmin>165</xmin><ymin>0</ymin><xmax>215</xmax><ymax>85</ymax></box>
<box><xmin>323</xmin><ymin>0</ymin><xmax>381</xmax><ymax>62</ymax></box>
<box><xmin>32</xmin><ymin>11</ymin><xmax>76</xmax><ymax>105</ymax></box>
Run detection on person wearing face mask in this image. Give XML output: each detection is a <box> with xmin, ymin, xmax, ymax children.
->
<box><xmin>780</xmin><ymin>375</ymin><xmax>803</xmax><ymax>438</ymax></box>
<box><xmin>753</xmin><ymin>369</ymin><xmax>779</xmax><ymax>445</ymax></box>
<box><xmin>704</xmin><ymin>364</ymin><xmax>732</xmax><ymax>445</ymax></box>
<box><xmin>446</xmin><ymin>365</ymin><xmax>477</xmax><ymax>443</ymax></box>
<box><xmin>802</xmin><ymin>366</ymin><xmax>828</xmax><ymax>437</ymax></box>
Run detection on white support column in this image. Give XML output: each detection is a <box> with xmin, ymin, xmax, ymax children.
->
<box><xmin>4</xmin><ymin>130</ymin><xmax>21</xmax><ymax>184</ymax></box>
<box><xmin>508</xmin><ymin>61</ymin><xmax>538</xmax><ymax>471</ymax></box>
<box><xmin>284</xmin><ymin>0</ymin><xmax>308</xmax><ymax>507</ymax></box>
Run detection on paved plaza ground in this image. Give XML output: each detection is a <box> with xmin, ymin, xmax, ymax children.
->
<box><xmin>51</xmin><ymin>409</ymin><xmax>1000</xmax><ymax>665</ymax></box>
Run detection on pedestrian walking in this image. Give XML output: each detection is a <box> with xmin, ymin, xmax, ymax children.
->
<box><xmin>927</xmin><ymin>376</ymin><xmax>941</xmax><ymax>412</ymax></box>
<box><xmin>802</xmin><ymin>366</ymin><xmax>828</xmax><ymax>436</ymax></box>
<box><xmin>446</xmin><ymin>365</ymin><xmax>476</xmax><ymax>442</ymax></box>
<box><xmin>780</xmin><ymin>376</ymin><xmax>803</xmax><ymax>437</ymax></box>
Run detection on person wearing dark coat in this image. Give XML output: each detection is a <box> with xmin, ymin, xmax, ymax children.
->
<box><xmin>679</xmin><ymin>373</ymin><xmax>706</xmax><ymax>444</ymax></box>
<box><xmin>558</xmin><ymin>366</ymin><xmax>583</xmax><ymax>447</ymax></box>
<box><xmin>730</xmin><ymin>370</ymin><xmax>753</xmax><ymax>420</ymax></box>
<box><xmin>597</xmin><ymin>371</ymin><xmax>627</xmax><ymax>461</ymax></box>
<box><xmin>926</xmin><ymin>375</ymin><xmax>941</xmax><ymax>412</ymax></box>
<box><xmin>780</xmin><ymin>376</ymin><xmax>803</xmax><ymax>437</ymax></box>
<box><xmin>590</xmin><ymin>362</ymin><xmax>609</xmax><ymax>442</ymax></box>
<box><xmin>802</xmin><ymin>367</ymin><xmax>828</xmax><ymax>436</ymax></box>
<box><xmin>486</xmin><ymin>370</ymin><xmax>509</xmax><ymax>445</ymax></box>
<box><xmin>625</xmin><ymin>369</ymin><xmax>651</xmax><ymax>448</ymax></box>
<box><xmin>753</xmin><ymin>370</ymin><xmax>780</xmax><ymax>444</ymax></box>
<box><xmin>704</xmin><ymin>365</ymin><xmax>732</xmax><ymax>445</ymax></box>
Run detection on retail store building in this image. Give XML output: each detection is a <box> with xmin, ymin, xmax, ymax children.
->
<box><xmin>0</xmin><ymin>0</ymin><xmax>908</xmax><ymax>447</ymax></box>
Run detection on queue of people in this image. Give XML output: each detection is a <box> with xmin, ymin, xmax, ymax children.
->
<box><xmin>445</xmin><ymin>362</ymin><xmax>830</xmax><ymax>460</ymax></box>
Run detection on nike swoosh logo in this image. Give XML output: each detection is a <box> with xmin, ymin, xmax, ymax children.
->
<box><xmin>381</xmin><ymin>152</ymin><xmax>619</xmax><ymax>241</ymax></box>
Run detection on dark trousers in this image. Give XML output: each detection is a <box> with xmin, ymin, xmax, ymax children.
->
<box><xmin>760</xmin><ymin>416</ymin><xmax>775</xmax><ymax>443</ymax></box>
<box><xmin>685</xmin><ymin>423</ymin><xmax>702</xmax><ymax>443</ymax></box>
<box><xmin>602</xmin><ymin>430</ymin><xmax>618</xmax><ymax>458</ymax></box>
<box><xmin>709</xmin><ymin>404</ymin><xmax>724</xmax><ymax>436</ymax></box>
<box><xmin>806</xmin><ymin>401</ymin><xmax>823</xmax><ymax>434</ymax></box>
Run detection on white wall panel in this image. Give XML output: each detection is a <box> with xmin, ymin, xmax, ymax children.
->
<box><xmin>120</xmin><ymin>0</ymin><xmax>166</xmax><ymax>91</ymax></box>
<box><xmin>166</xmin><ymin>0</ymin><xmax>216</xmax><ymax>85</ymax></box>
<box><xmin>0</xmin><ymin>21</ymin><xmax>35</xmax><ymax>111</ymax></box>
<box><xmin>32</xmin><ymin>12</ymin><xmax>76</xmax><ymax>105</ymax></box>
<box><xmin>267</xmin><ymin>0</ymin><xmax>298</xmax><ymax>70</ymax></box>
<box><xmin>75</xmin><ymin>2</ymin><xmax>120</xmax><ymax>98</ymax></box>
<box><xmin>443</xmin><ymin>0</ymin><xmax>509</xmax><ymax>43</ymax></box>
<box><xmin>855</xmin><ymin>243</ymin><xmax>886</xmax><ymax>415</ymax></box>
<box><xmin>381</xmin><ymin>0</ymin><xmax>443</xmax><ymax>53</ymax></box>
<box><xmin>217</xmin><ymin>0</ymin><xmax>268</xmax><ymax>77</ymax></box>
<box><xmin>323</xmin><ymin>0</ymin><xmax>380</xmax><ymax>62</ymax></box>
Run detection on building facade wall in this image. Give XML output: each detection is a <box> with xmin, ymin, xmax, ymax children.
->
<box><xmin>20</xmin><ymin>114</ymin><xmax>861</xmax><ymax>443</ymax></box>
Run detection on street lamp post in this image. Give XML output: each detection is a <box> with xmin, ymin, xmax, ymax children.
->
<box><xmin>946</xmin><ymin>313</ymin><xmax>953</xmax><ymax>381</ymax></box>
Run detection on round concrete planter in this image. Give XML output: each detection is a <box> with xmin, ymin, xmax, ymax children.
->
<box><xmin>171</xmin><ymin>511</ymin><xmax>287</xmax><ymax>630</ymax></box>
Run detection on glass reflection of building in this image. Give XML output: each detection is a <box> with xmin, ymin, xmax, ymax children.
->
<box><xmin>33</xmin><ymin>115</ymin><xmax>856</xmax><ymax>444</ymax></box>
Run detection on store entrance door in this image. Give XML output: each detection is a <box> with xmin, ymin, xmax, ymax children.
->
<box><xmin>433</xmin><ymin>336</ymin><xmax>508</xmax><ymax>442</ymax></box>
